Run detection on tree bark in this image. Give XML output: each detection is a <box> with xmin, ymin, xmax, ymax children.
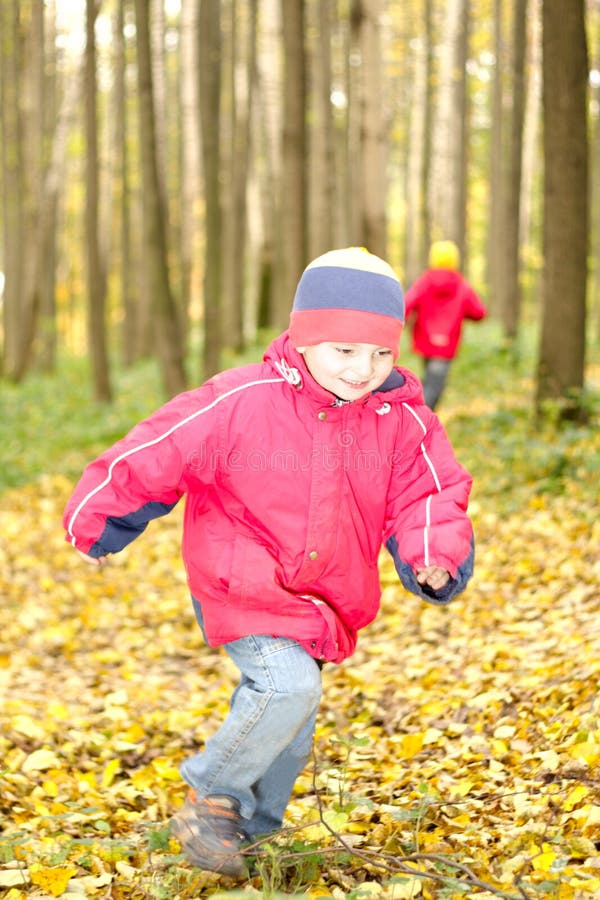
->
<box><xmin>278</xmin><ymin>0</ymin><xmax>307</xmax><ymax>328</ymax></box>
<box><xmin>85</xmin><ymin>0</ymin><xmax>112</xmax><ymax>401</ymax></box>
<box><xmin>497</xmin><ymin>0</ymin><xmax>528</xmax><ymax>341</ymax></box>
<box><xmin>197</xmin><ymin>0</ymin><xmax>223</xmax><ymax>378</ymax></box>
<box><xmin>134</xmin><ymin>0</ymin><xmax>187</xmax><ymax>396</ymax></box>
<box><xmin>308</xmin><ymin>0</ymin><xmax>335</xmax><ymax>258</ymax></box>
<box><xmin>536</xmin><ymin>0</ymin><xmax>588</xmax><ymax>421</ymax></box>
<box><xmin>429</xmin><ymin>0</ymin><xmax>469</xmax><ymax>257</ymax></box>
<box><xmin>357</xmin><ymin>0</ymin><xmax>387</xmax><ymax>257</ymax></box>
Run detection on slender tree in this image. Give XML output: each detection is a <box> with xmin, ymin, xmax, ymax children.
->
<box><xmin>114</xmin><ymin>0</ymin><xmax>136</xmax><ymax>366</ymax></box>
<box><xmin>307</xmin><ymin>0</ymin><xmax>335</xmax><ymax>258</ymax></box>
<box><xmin>85</xmin><ymin>0</ymin><xmax>112</xmax><ymax>401</ymax></box>
<box><xmin>134</xmin><ymin>0</ymin><xmax>187</xmax><ymax>395</ymax></box>
<box><xmin>497</xmin><ymin>0</ymin><xmax>528</xmax><ymax>341</ymax></box>
<box><xmin>356</xmin><ymin>0</ymin><xmax>387</xmax><ymax>257</ymax></box>
<box><xmin>198</xmin><ymin>0</ymin><xmax>223</xmax><ymax>378</ymax></box>
<box><xmin>429</xmin><ymin>0</ymin><xmax>469</xmax><ymax>256</ymax></box>
<box><xmin>278</xmin><ymin>0</ymin><xmax>307</xmax><ymax>327</ymax></box>
<box><xmin>536</xmin><ymin>0</ymin><xmax>588</xmax><ymax>421</ymax></box>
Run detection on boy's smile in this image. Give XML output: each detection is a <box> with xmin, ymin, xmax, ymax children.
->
<box><xmin>298</xmin><ymin>342</ymin><xmax>395</xmax><ymax>401</ymax></box>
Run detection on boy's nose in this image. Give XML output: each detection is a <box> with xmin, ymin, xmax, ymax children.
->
<box><xmin>350</xmin><ymin>356</ymin><xmax>373</xmax><ymax>378</ymax></box>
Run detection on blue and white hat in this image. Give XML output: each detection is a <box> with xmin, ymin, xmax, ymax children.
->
<box><xmin>289</xmin><ymin>247</ymin><xmax>405</xmax><ymax>356</ymax></box>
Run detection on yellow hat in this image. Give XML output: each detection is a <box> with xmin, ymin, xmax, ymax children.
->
<box><xmin>429</xmin><ymin>240</ymin><xmax>460</xmax><ymax>270</ymax></box>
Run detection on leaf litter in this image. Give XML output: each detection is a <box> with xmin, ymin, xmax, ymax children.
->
<box><xmin>1</xmin><ymin>412</ymin><xmax>600</xmax><ymax>898</ymax></box>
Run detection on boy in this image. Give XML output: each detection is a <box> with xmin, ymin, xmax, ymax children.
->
<box><xmin>64</xmin><ymin>247</ymin><xmax>474</xmax><ymax>877</ymax></box>
<box><xmin>405</xmin><ymin>240</ymin><xmax>487</xmax><ymax>409</ymax></box>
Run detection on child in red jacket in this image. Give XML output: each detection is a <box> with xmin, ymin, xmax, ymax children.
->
<box><xmin>405</xmin><ymin>241</ymin><xmax>487</xmax><ymax>409</ymax></box>
<box><xmin>64</xmin><ymin>247</ymin><xmax>475</xmax><ymax>878</ymax></box>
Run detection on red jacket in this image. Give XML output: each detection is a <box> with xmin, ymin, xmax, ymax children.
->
<box><xmin>405</xmin><ymin>269</ymin><xmax>486</xmax><ymax>359</ymax></box>
<box><xmin>63</xmin><ymin>333</ymin><xmax>474</xmax><ymax>663</ymax></box>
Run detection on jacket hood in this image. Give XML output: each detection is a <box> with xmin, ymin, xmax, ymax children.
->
<box><xmin>263</xmin><ymin>330</ymin><xmax>425</xmax><ymax>407</ymax></box>
<box><xmin>424</xmin><ymin>268</ymin><xmax>463</xmax><ymax>300</ymax></box>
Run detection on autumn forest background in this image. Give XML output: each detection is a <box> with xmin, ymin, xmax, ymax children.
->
<box><xmin>1</xmin><ymin>0</ymin><xmax>600</xmax><ymax>898</ymax></box>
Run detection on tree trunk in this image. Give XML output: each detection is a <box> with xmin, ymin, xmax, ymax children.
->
<box><xmin>179</xmin><ymin>0</ymin><xmax>200</xmax><ymax>338</ymax></box>
<box><xmin>429</xmin><ymin>0</ymin><xmax>469</xmax><ymax>255</ymax></box>
<box><xmin>357</xmin><ymin>0</ymin><xmax>387</xmax><ymax>257</ymax></box>
<box><xmin>222</xmin><ymin>0</ymin><xmax>257</xmax><ymax>352</ymax></box>
<box><xmin>278</xmin><ymin>0</ymin><xmax>307</xmax><ymax>328</ymax></box>
<box><xmin>405</xmin><ymin>10</ymin><xmax>429</xmax><ymax>282</ymax></box>
<box><xmin>0</xmin><ymin>0</ymin><xmax>25</xmax><ymax>378</ymax></box>
<box><xmin>536</xmin><ymin>0</ymin><xmax>588</xmax><ymax>421</ymax></box>
<box><xmin>307</xmin><ymin>0</ymin><xmax>335</xmax><ymax>258</ymax></box>
<box><xmin>85</xmin><ymin>0</ymin><xmax>112</xmax><ymax>402</ymax></box>
<box><xmin>134</xmin><ymin>0</ymin><xmax>187</xmax><ymax>396</ymax></box>
<box><xmin>198</xmin><ymin>0</ymin><xmax>223</xmax><ymax>378</ymax></box>
<box><xmin>252</xmin><ymin>0</ymin><xmax>281</xmax><ymax>331</ymax></box>
<box><xmin>38</xmin><ymin>0</ymin><xmax>58</xmax><ymax>373</ymax></box>
<box><xmin>498</xmin><ymin>0</ymin><xmax>528</xmax><ymax>341</ymax></box>
<box><xmin>520</xmin><ymin>0</ymin><xmax>542</xmax><ymax>291</ymax></box>
<box><xmin>114</xmin><ymin>0</ymin><xmax>136</xmax><ymax>366</ymax></box>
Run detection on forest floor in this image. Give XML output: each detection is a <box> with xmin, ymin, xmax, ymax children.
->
<box><xmin>1</xmin><ymin>321</ymin><xmax>600</xmax><ymax>899</ymax></box>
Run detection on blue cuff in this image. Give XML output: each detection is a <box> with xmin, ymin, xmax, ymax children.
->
<box><xmin>385</xmin><ymin>534</ymin><xmax>475</xmax><ymax>605</ymax></box>
<box><xmin>89</xmin><ymin>499</ymin><xmax>179</xmax><ymax>556</ymax></box>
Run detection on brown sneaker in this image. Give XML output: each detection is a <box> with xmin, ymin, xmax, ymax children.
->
<box><xmin>170</xmin><ymin>792</ymin><xmax>247</xmax><ymax>878</ymax></box>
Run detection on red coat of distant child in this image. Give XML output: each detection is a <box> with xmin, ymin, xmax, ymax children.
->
<box><xmin>405</xmin><ymin>241</ymin><xmax>487</xmax><ymax>409</ymax></box>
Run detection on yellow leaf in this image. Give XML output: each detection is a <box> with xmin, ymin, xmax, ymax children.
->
<box><xmin>535</xmin><ymin>749</ymin><xmax>560</xmax><ymax>771</ymax></box>
<box><xmin>494</xmin><ymin>725</ymin><xmax>516</xmax><ymax>740</ymax></box>
<box><xmin>531</xmin><ymin>845</ymin><xmax>557</xmax><ymax>872</ymax></box>
<box><xmin>383</xmin><ymin>877</ymin><xmax>422</xmax><ymax>898</ymax></box>
<box><xmin>399</xmin><ymin>732</ymin><xmax>424</xmax><ymax>759</ymax></box>
<box><xmin>122</xmin><ymin>722</ymin><xmax>146</xmax><ymax>742</ymax></box>
<box><xmin>563</xmin><ymin>784</ymin><xmax>589</xmax><ymax>811</ymax></box>
<box><xmin>102</xmin><ymin>758</ymin><xmax>122</xmax><ymax>788</ymax></box>
<box><xmin>22</xmin><ymin>748</ymin><xmax>61</xmax><ymax>773</ymax></box>
<box><xmin>584</xmin><ymin>805</ymin><xmax>600</xmax><ymax>830</ymax></box>
<box><xmin>29</xmin><ymin>863</ymin><xmax>78</xmax><ymax>897</ymax></box>
<box><xmin>151</xmin><ymin>757</ymin><xmax>181</xmax><ymax>781</ymax></box>
<box><xmin>11</xmin><ymin>715</ymin><xmax>47</xmax><ymax>741</ymax></box>
<box><xmin>452</xmin><ymin>779</ymin><xmax>476</xmax><ymax>798</ymax></box>
<box><xmin>570</xmin><ymin>741</ymin><xmax>600</xmax><ymax>765</ymax></box>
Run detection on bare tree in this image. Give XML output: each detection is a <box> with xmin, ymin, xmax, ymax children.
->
<box><xmin>179</xmin><ymin>0</ymin><xmax>200</xmax><ymax>335</ymax></box>
<box><xmin>356</xmin><ymin>0</ymin><xmax>387</xmax><ymax>257</ymax></box>
<box><xmin>429</xmin><ymin>0</ymin><xmax>469</xmax><ymax>257</ymax></box>
<box><xmin>222</xmin><ymin>0</ymin><xmax>258</xmax><ymax>352</ymax></box>
<box><xmin>536</xmin><ymin>0</ymin><xmax>588</xmax><ymax>421</ymax></box>
<box><xmin>198</xmin><ymin>0</ymin><xmax>223</xmax><ymax>378</ymax></box>
<box><xmin>85</xmin><ymin>0</ymin><xmax>112</xmax><ymax>401</ymax></box>
<box><xmin>134</xmin><ymin>0</ymin><xmax>187</xmax><ymax>395</ymax></box>
<box><xmin>278</xmin><ymin>0</ymin><xmax>307</xmax><ymax>327</ymax></box>
<box><xmin>497</xmin><ymin>0</ymin><xmax>528</xmax><ymax>341</ymax></box>
<box><xmin>307</xmin><ymin>0</ymin><xmax>335</xmax><ymax>258</ymax></box>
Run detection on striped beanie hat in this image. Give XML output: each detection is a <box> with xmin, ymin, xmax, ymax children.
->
<box><xmin>289</xmin><ymin>247</ymin><xmax>405</xmax><ymax>356</ymax></box>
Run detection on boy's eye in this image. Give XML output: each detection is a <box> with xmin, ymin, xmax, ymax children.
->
<box><xmin>376</xmin><ymin>349</ymin><xmax>392</xmax><ymax>358</ymax></box>
<box><xmin>335</xmin><ymin>347</ymin><xmax>353</xmax><ymax>355</ymax></box>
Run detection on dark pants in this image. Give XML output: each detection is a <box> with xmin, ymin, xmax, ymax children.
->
<box><xmin>422</xmin><ymin>357</ymin><xmax>452</xmax><ymax>410</ymax></box>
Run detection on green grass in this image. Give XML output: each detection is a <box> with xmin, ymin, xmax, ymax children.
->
<box><xmin>1</xmin><ymin>321</ymin><xmax>598</xmax><ymax>500</ymax></box>
<box><xmin>0</xmin><ymin>356</ymin><xmax>165</xmax><ymax>492</ymax></box>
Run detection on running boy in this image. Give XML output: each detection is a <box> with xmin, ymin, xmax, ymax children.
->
<box><xmin>405</xmin><ymin>240</ymin><xmax>487</xmax><ymax>409</ymax></box>
<box><xmin>63</xmin><ymin>247</ymin><xmax>475</xmax><ymax>878</ymax></box>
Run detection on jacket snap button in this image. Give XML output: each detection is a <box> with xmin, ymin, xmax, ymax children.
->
<box><xmin>309</xmin><ymin>550</ymin><xmax>318</xmax><ymax>560</ymax></box>
<box><xmin>317</xmin><ymin>411</ymin><xmax>327</xmax><ymax>421</ymax></box>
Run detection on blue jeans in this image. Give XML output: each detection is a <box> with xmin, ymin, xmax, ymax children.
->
<box><xmin>180</xmin><ymin>599</ymin><xmax>322</xmax><ymax>837</ymax></box>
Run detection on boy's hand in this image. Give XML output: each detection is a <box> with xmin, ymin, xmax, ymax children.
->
<box><xmin>76</xmin><ymin>549</ymin><xmax>107</xmax><ymax>567</ymax></box>
<box><xmin>416</xmin><ymin>566</ymin><xmax>450</xmax><ymax>591</ymax></box>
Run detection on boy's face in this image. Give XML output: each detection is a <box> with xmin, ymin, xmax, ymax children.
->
<box><xmin>297</xmin><ymin>342</ymin><xmax>395</xmax><ymax>401</ymax></box>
